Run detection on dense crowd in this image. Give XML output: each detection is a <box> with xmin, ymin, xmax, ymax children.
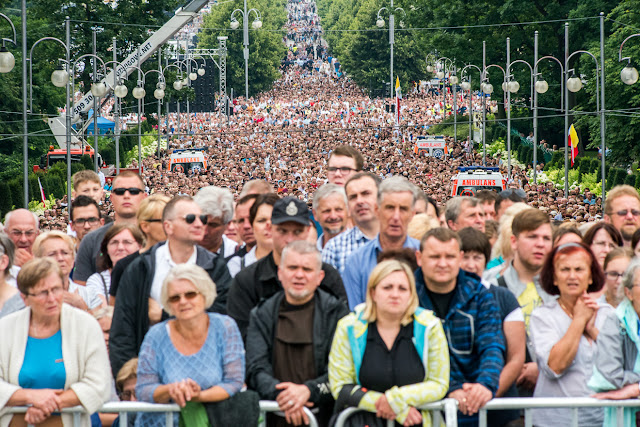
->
<box><xmin>2</xmin><ymin>0</ymin><xmax>639</xmax><ymax>426</ymax></box>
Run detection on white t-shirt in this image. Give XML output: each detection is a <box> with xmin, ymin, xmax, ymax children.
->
<box><xmin>150</xmin><ymin>243</ymin><xmax>198</xmax><ymax>307</ymax></box>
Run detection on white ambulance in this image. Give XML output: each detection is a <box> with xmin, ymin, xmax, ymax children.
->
<box><xmin>450</xmin><ymin>166</ymin><xmax>507</xmax><ymax>197</ymax></box>
<box><xmin>169</xmin><ymin>148</ymin><xmax>208</xmax><ymax>174</ymax></box>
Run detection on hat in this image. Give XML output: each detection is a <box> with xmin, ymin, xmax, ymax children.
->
<box><xmin>272</xmin><ymin>197</ymin><xmax>311</xmax><ymax>226</ymax></box>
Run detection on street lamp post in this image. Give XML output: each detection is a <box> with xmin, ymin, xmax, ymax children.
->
<box><xmin>230</xmin><ymin>0</ymin><xmax>262</xmax><ymax>99</ymax></box>
<box><xmin>91</xmin><ymin>26</ymin><xmax>104</xmax><ymax>173</ymax></box>
<box><xmin>376</xmin><ymin>0</ymin><xmax>405</xmax><ymax>98</ymax></box>
<box><xmin>28</xmin><ymin>17</ymin><xmax>72</xmax><ymax>206</ymax></box>
<box><xmin>563</xmin><ymin>22</ymin><xmax>603</xmax><ymax>198</ymax></box>
<box><xmin>460</xmin><ymin>64</ymin><xmax>482</xmax><ymax>151</ymax></box>
<box><xmin>480</xmin><ymin>41</ymin><xmax>507</xmax><ymax>169</ymax></box>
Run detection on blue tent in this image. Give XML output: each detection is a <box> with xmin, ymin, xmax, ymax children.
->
<box><xmin>86</xmin><ymin>109</ymin><xmax>115</xmax><ymax>135</ymax></box>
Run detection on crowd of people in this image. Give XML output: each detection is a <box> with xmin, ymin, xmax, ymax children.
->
<box><xmin>2</xmin><ymin>0</ymin><xmax>640</xmax><ymax>426</ymax></box>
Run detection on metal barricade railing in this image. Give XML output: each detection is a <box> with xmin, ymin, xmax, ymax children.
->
<box><xmin>478</xmin><ymin>397</ymin><xmax>640</xmax><ymax>427</ymax></box>
<box><xmin>334</xmin><ymin>398</ymin><xmax>459</xmax><ymax>427</ymax></box>
<box><xmin>5</xmin><ymin>400</ymin><xmax>318</xmax><ymax>427</ymax></box>
<box><xmin>258</xmin><ymin>400</ymin><xmax>319</xmax><ymax>427</ymax></box>
<box><xmin>5</xmin><ymin>402</ymin><xmax>181</xmax><ymax>427</ymax></box>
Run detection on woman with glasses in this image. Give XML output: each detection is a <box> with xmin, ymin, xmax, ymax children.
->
<box><xmin>582</xmin><ymin>222</ymin><xmax>623</xmax><ymax>269</ymax></box>
<box><xmin>591</xmin><ymin>257</ymin><xmax>640</xmax><ymax>425</ymax></box>
<box><xmin>0</xmin><ymin>233</ymin><xmax>24</xmax><ymax>318</ymax></box>
<box><xmin>599</xmin><ymin>248</ymin><xmax>633</xmax><ymax>308</ymax></box>
<box><xmin>86</xmin><ymin>224</ymin><xmax>144</xmax><ymax>303</ymax></box>
<box><xmin>530</xmin><ymin>242</ymin><xmax>610</xmax><ymax>427</ymax></box>
<box><xmin>0</xmin><ymin>257</ymin><xmax>111</xmax><ymax>426</ymax></box>
<box><xmin>135</xmin><ymin>264</ymin><xmax>244</xmax><ymax>427</ymax></box>
<box><xmin>33</xmin><ymin>231</ymin><xmax>103</xmax><ymax>311</ymax></box>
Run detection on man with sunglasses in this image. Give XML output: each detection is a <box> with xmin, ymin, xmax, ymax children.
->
<box><xmin>109</xmin><ymin>195</ymin><xmax>232</xmax><ymax>377</ymax></box>
<box><xmin>604</xmin><ymin>185</ymin><xmax>640</xmax><ymax>247</ymax></box>
<box><xmin>74</xmin><ymin>171</ymin><xmax>147</xmax><ymax>285</ymax></box>
<box><xmin>495</xmin><ymin>188</ymin><xmax>527</xmax><ymax>221</ymax></box>
<box><xmin>70</xmin><ymin>196</ymin><xmax>104</xmax><ymax>243</ymax></box>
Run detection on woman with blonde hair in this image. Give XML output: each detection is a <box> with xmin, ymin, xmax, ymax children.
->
<box><xmin>329</xmin><ymin>260</ymin><xmax>449</xmax><ymax>426</ymax></box>
<box><xmin>33</xmin><ymin>231</ymin><xmax>103</xmax><ymax>310</ymax></box>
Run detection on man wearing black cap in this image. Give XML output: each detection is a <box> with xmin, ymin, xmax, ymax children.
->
<box><xmin>227</xmin><ymin>196</ymin><xmax>347</xmax><ymax>340</ymax></box>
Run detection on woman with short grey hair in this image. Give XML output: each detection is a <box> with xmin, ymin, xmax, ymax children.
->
<box><xmin>591</xmin><ymin>258</ymin><xmax>640</xmax><ymax>425</ymax></box>
<box><xmin>136</xmin><ymin>264</ymin><xmax>244</xmax><ymax>427</ymax></box>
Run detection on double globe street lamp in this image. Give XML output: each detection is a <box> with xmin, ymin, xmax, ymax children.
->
<box><xmin>231</xmin><ymin>0</ymin><xmax>262</xmax><ymax>99</ymax></box>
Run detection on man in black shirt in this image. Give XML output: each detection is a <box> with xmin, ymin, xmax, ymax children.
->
<box><xmin>227</xmin><ymin>196</ymin><xmax>346</xmax><ymax>340</ymax></box>
<box><xmin>246</xmin><ymin>241</ymin><xmax>348</xmax><ymax>426</ymax></box>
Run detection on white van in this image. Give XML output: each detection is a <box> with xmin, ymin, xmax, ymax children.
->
<box><xmin>450</xmin><ymin>166</ymin><xmax>507</xmax><ymax>197</ymax></box>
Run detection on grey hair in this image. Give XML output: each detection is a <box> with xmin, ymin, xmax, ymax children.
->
<box><xmin>312</xmin><ymin>184</ymin><xmax>347</xmax><ymax>211</ymax></box>
<box><xmin>194</xmin><ymin>186</ymin><xmax>234</xmax><ymax>224</ymax></box>
<box><xmin>281</xmin><ymin>240</ymin><xmax>322</xmax><ymax>270</ymax></box>
<box><xmin>622</xmin><ymin>258</ymin><xmax>640</xmax><ymax>292</ymax></box>
<box><xmin>93</xmin><ymin>305</ymin><xmax>114</xmax><ymax>321</ymax></box>
<box><xmin>377</xmin><ymin>176</ymin><xmax>418</xmax><ymax>206</ymax></box>
<box><xmin>445</xmin><ymin>197</ymin><xmax>481</xmax><ymax>225</ymax></box>
<box><xmin>5</xmin><ymin>209</ymin><xmax>40</xmax><ymax>231</ymax></box>
<box><xmin>161</xmin><ymin>264</ymin><xmax>217</xmax><ymax>315</ymax></box>
<box><xmin>0</xmin><ymin>232</ymin><xmax>15</xmax><ymax>275</ymax></box>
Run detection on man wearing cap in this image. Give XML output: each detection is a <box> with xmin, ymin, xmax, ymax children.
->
<box><xmin>227</xmin><ymin>196</ymin><xmax>347</xmax><ymax>341</ymax></box>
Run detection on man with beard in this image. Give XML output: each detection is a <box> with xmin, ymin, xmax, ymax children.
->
<box><xmin>604</xmin><ymin>185</ymin><xmax>640</xmax><ymax>247</ymax></box>
<box><xmin>312</xmin><ymin>184</ymin><xmax>348</xmax><ymax>249</ymax></box>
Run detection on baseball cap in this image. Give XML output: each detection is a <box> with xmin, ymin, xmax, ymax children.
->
<box><xmin>272</xmin><ymin>197</ymin><xmax>311</xmax><ymax>226</ymax></box>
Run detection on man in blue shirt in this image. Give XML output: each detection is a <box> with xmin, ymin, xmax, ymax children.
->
<box><xmin>322</xmin><ymin>172</ymin><xmax>381</xmax><ymax>273</ymax></box>
<box><xmin>341</xmin><ymin>176</ymin><xmax>420</xmax><ymax>309</ymax></box>
<box><xmin>415</xmin><ymin>227</ymin><xmax>504</xmax><ymax>426</ymax></box>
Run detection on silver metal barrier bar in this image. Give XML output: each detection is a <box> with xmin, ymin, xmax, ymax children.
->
<box><xmin>478</xmin><ymin>397</ymin><xmax>640</xmax><ymax>427</ymax></box>
<box><xmin>334</xmin><ymin>399</ymin><xmax>458</xmax><ymax>427</ymax></box>
<box><xmin>258</xmin><ymin>400</ymin><xmax>319</xmax><ymax>427</ymax></box>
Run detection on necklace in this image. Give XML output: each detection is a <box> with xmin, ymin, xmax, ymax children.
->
<box><xmin>558</xmin><ymin>299</ymin><xmax>573</xmax><ymax>319</ymax></box>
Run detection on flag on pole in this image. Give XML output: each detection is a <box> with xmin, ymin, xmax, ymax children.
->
<box><xmin>395</xmin><ymin>76</ymin><xmax>401</xmax><ymax>124</ymax></box>
<box><xmin>568</xmin><ymin>124</ymin><xmax>579</xmax><ymax>166</ymax></box>
<box><xmin>38</xmin><ymin>177</ymin><xmax>46</xmax><ymax>204</ymax></box>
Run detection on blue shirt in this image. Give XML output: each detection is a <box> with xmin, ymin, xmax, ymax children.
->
<box><xmin>321</xmin><ymin>226</ymin><xmax>372</xmax><ymax>274</ymax></box>
<box><xmin>135</xmin><ymin>313</ymin><xmax>245</xmax><ymax>427</ymax></box>
<box><xmin>341</xmin><ymin>234</ymin><xmax>420</xmax><ymax>310</ymax></box>
<box><xmin>19</xmin><ymin>330</ymin><xmax>66</xmax><ymax>389</ymax></box>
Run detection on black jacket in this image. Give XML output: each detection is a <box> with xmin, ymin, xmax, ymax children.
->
<box><xmin>246</xmin><ymin>289</ymin><xmax>349</xmax><ymax>406</ymax></box>
<box><xmin>109</xmin><ymin>241</ymin><xmax>231</xmax><ymax>377</ymax></box>
<box><xmin>227</xmin><ymin>252</ymin><xmax>346</xmax><ymax>341</ymax></box>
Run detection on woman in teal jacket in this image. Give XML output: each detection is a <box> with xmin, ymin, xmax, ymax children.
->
<box><xmin>590</xmin><ymin>257</ymin><xmax>640</xmax><ymax>426</ymax></box>
<box><xmin>328</xmin><ymin>260</ymin><xmax>449</xmax><ymax>427</ymax></box>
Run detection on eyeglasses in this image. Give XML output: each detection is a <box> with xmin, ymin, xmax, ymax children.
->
<box><xmin>179</xmin><ymin>214</ymin><xmax>208</xmax><ymax>225</ymax></box>
<box><xmin>207</xmin><ymin>221</ymin><xmax>224</xmax><ymax>228</ymax></box>
<box><xmin>605</xmin><ymin>271</ymin><xmax>625</xmax><ymax>281</ymax></box>
<box><xmin>27</xmin><ymin>286</ymin><xmax>64</xmax><ymax>300</ymax></box>
<box><xmin>327</xmin><ymin>166</ymin><xmax>357</xmax><ymax>174</ymax></box>
<box><xmin>118</xmin><ymin>390</ymin><xmax>136</xmax><ymax>400</ymax></box>
<box><xmin>592</xmin><ymin>241</ymin><xmax>618</xmax><ymax>250</ymax></box>
<box><xmin>73</xmin><ymin>217</ymin><xmax>100</xmax><ymax>226</ymax></box>
<box><xmin>167</xmin><ymin>291</ymin><xmax>200</xmax><ymax>303</ymax></box>
<box><xmin>112</xmin><ymin>187</ymin><xmax>144</xmax><ymax>196</ymax></box>
<box><xmin>107</xmin><ymin>239</ymin><xmax>138</xmax><ymax>248</ymax></box>
<box><xmin>612</xmin><ymin>210</ymin><xmax>640</xmax><ymax>217</ymax></box>
<box><xmin>9</xmin><ymin>229</ymin><xmax>36</xmax><ymax>238</ymax></box>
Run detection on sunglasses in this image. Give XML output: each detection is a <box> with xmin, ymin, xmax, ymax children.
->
<box><xmin>167</xmin><ymin>291</ymin><xmax>200</xmax><ymax>304</ymax></box>
<box><xmin>181</xmin><ymin>214</ymin><xmax>209</xmax><ymax>225</ymax></box>
<box><xmin>500</xmin><ymin>189</ymin><xmax>527</xmax><ymax>198</ymax></box>
<box><xmin>112</xmin><ymin>187</ymin><xmax>144</xmax><ymax>196</ymax></box>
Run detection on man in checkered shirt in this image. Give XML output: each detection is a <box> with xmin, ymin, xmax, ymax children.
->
<box><xmin>322</xmin><ymin>172</ymin><xmax>380</xmax><ymax>273</ymax></box>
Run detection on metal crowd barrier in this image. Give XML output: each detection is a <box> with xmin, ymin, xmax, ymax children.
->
<box><xmin>334</xmin><ymin>398</ymin><xmax>459</xmax><ymax>427</ymax></box>
<box><xmin>5</xmin><ymin>400</ymin><xmax>318</xmax><ymax>427</ymax></box>
<box><xmin>478</xmin><ymin>397</ymin><xmax>640</xmax><ymax>427</ymax></box>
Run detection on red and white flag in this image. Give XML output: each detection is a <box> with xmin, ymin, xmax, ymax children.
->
<box><xmin>38</xmin><ymin>177</ymin><xmax>46</xmax><ymax>204</ymax></box>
